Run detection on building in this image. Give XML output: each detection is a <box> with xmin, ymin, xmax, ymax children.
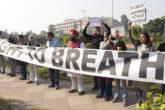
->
<box><xmin>54</xmin><ymin>17</ymin><xmax>121</xmax><ymax>36</ymax></box>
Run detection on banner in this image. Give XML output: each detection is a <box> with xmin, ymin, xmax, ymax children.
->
<box><xmin>111</xmin><ymin>26</ymin><xmax>126</xmax><ymax>37</ymax></box>
<box><xmin>129</xmin><ymin>2</ymin><xmax>147</xmax><ymax>24</ymax></box>
<box><xmin>89</xmin><ymin>18</ymin><xmax>101</xmax><ymax>27</ymax></box>
<box><xmin>0</xmin><ymin>40</ymin><xmax>165</xmax><ymax>84</ymax></box>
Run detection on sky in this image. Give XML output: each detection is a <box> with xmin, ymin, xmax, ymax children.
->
<box><xmin>0</xmin><ymin>0</ymin><xmax>164</xmax><ymax>34</ymax></box>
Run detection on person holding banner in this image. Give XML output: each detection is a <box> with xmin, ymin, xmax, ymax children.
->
<box><xmin>83</xmin><ymin>21</ymin><xmax>111</xmax><ymax>91</ymax></box>
<box><xmin>67</xmin><ymin>29</ymin><xmax>85</xmax><ymax>96</ymax></box>
<box><xmin>7</xmin><ymin>34</ymin><xmax>17</xmax><ymax>77</ymax></box>
<box><xmin>97</xmin><ymin>34</ymin><xmax>113</xmax><ymax>101</ymax></box>
<box><xmin>0</xmin><ymin>31</ymin><xmax>6</xmax><ymax>74</ymax></box>
<box><xmin>27</xmin><ymin>35</ymin><xmax>41</xmax><ymax>85</ymax></box>
<box><xmin>46</xmin><ymin>32</ymin><xmax>61</xmax><ymax>89</ymax></box>
<box><xmin>112</xmin><ymin>41</ymin><xmax>129</xmax><ymax>107</ymax></box>
<box><xmin>17</xmin><ymin>35</ymin><xmax>27</xmax><ymax>80</ymax></box>
<box><xmin>128</xmin><ymin>21</ymin><xmax>155</xmax><ymax>104</ymax></box>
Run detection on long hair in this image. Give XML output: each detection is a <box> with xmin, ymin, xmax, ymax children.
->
<box><xmin>140</xmin><ymin>32</ymin><xmax>153</xmax><ymax>47</ymax></box>
<box><xmin>115</xmin><ymin>40</ymin><xmax>127</xmax><ymax>50</ymax></box>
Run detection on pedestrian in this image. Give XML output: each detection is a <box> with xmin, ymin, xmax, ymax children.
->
<box><xmin>83</xmin><ymin>21</ymin><xmax>111</xmax><ymax>91</ymax></box>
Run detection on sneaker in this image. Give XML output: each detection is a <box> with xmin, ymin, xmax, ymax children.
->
<box><xmin>112</xmin><ymin>98</ymin><xmax>120</xmax><ymax>103</ymax></box>
<box><xmin>36</xmin><ymin>82</ymin><xmax>40</xmax><ymax>86</ymax></box>
<box><xmin>79</xmin><ymin>91</ymin><xmax>85</xmax><ymax>96</ymax></box>
<box><xmin>55</xmin><ymin>85</ymin><xmax>60</xmax><ymax>90</ymax></box>
<box><xmin>105</xmin><ymin>97</ymin><xmax>112</xmax><ymax>102</ymax></box>
<box><xmin>10</xmin><ymin>74</ymin><xmax>16</xmax><ymax>77</ymax></box>
<box><xmin>27</xmin><ymin>81</ymin><xmax>34</xmax><ymax>84</ymax></box>
<box><xmin>96</xmin><ymin>95</ymin><xmax>104</xmax><ymax>99</ymax></box>
<box><xmin>7</xmin><ymin>73</ymin><xmax>11</xmax><ymax>76</ymax></box>
<box><xmin>48</xmin><ymin>84</ymin><xmax>55</xmax><ymax>88</ymax></box>
<box><xmin>123</xmin><ymin>100</ymin><xmax>129</xmax><ymax>107</ymax></box>
<box><xmin>69</xmin><ymin>89</ymin><xmax>77</xmax><ymax>93</ymax></box>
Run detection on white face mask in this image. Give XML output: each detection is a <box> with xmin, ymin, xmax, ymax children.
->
<box><xmin>104</xmin><ymin>38</ymin><xmax>108</xmax><ymax>41</ymax></box>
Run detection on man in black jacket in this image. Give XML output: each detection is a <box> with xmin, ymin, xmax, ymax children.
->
<box><xmin>83</xmin><ymin>21</ymin><xmax>111</xmax><ymax>91</ymax></box>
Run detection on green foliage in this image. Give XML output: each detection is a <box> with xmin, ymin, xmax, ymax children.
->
<box><xmin>85</xmin><ymin>43</ymin><xmax>91</xmax><ymax>48</ymax></box>
<box><xmin>63</xmin><ymin>35</ymin><xmax>70</xmax><ymax>47</ymax></box>
<box><xmin>136</xmin><ymin>92</ymin><xmax>165</xmax><ymax>110</ymax></box>
<box><xmin>161</xmin><ymin>16</ymin><xmax>165</xmax><ymax>22</ymax></box>
<box><xmin>55</xmin><ymin>36</ymin><xmax>65</xmax><ymax>47</ymax></box>
<box><xmin>143</xmin><ymin>18</ymin><xmax>164</xmax><ymax>35</ymax></box>
<box><xmin>122</xmin><ymin>35</ymin><xmax>131</xmax><ymax>44</ymax></box>
<box><xmin>131</xmin><ymin>25</ymin><xmax>143</xmax><ymax>40</ymax></box>
<box><xmin>35</xmin><ymin>36</ymin><xmax>47</xmax><ymax>45</ymax></box>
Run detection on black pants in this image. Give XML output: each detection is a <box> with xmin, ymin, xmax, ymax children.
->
<box><xmin>162</xmin><ymin>84</ymin><xmax>165</xmax><ymax>95</ymax></box>
<box><xmin>93</xmin><ymin>76</ymin><xmax>98</xmax><ymax>88</ymax></box>
<box><xmin>49</xmin><ymin>69</ymin><xmax>59</xmax><ymax>86</ymax></box>
<box><xmin>20</xmin><ymin>61</ymin><xmax>27</xmax><ymax>79</ymax></box>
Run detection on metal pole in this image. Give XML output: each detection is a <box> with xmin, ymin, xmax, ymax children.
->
<box><xmin>112</xmin><ymin>0</ymin><xmax>113</xmax><ymax>27</ymax></box>
<box><xmin>81</xmin><ymin>10</ymin><xmax>86</xmax><ymax>18</ymax></box>
<box><xmin>164</xmin><ymin>23</ymin><xmax>165</xmax><ymax>41</ymax></box>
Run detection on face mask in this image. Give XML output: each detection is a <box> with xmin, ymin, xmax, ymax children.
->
<box><xmin>104</xmin><ymin>38</ymin><xmax>108</xmax><ymax>41</ymax></box>
<box><xmin>93</xmin><ymin>31</ymin><xmax>101</xmax><ymax>36</ymax></box>
<box><xmin>117</xmin><ymin>46</ymin><xmax>122</xmax><ymax>51</ymax></box>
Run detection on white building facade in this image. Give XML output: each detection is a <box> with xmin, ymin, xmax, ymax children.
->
<box><xmin>54</xmin><ymin>17</ymin><xmax>120</xmax><ymax>35</ymax></box>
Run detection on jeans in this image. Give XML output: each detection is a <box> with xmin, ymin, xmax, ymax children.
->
<box><xmin>114</xmin><ymin>79</ymin><xmax>128</xmax><ymax>101</ymax></box>
<box><xmin>0</xmin><ymin>55</ymin><xmax>5</xmax><ymax>72</ymax></box>
<box><xmin>136</xmin><ymin>88</ymin><xmax>147</xmax><ymax>103</ymax></box>
<box><xmin>98</xmin><ymin>78</ymin><xmax>112</xmax><ymax>98</ymax></box>
<box><xmin>49</xmin><ymin>69</ymin><xmax>59</xmax><ymax>86</ymax></box>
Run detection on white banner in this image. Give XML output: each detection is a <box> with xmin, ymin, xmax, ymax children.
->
<box><xmin>89</xmin><ymin>18</ymin><xmax>101</xmax><ymax>27</ymax></box>
<box><xmin>0</xmin><ymin>40</ymin><xmax>165</xmax><ymax>84</ymax></box>
<box><xmin>129</xmin><ymin>2</ymin><xmax>147</xmax><ymax>24</ymax></box>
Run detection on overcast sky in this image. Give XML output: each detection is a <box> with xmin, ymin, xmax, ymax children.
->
<box><xmin>0</xmin><ymin>0</ymin><xmax>164</xmax><ymax>34</ymax></box>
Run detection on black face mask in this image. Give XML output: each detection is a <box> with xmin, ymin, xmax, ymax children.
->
<box><xmin>70</xmin><ymin>36</ymin><xmax>76</xmax><ymax>42</ymax></box>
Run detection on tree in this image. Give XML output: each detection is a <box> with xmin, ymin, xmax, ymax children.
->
<box><xmin>39</xmin><ymin>30</ymin><xmax>47</xmax><ymax>37</ymax></box>
<box><xmin>48</xmin><ymin>24</ymin><xmax>55</xmax><ymax>33</ymax></box>
<box><xmin>143</xmin><ymin>18</ymin><xmax>164</xmax><ymax>38</ymax></box>
<box><xmin>161</xmin><ymin>16</ymin><xmax>165</xmax><ymax>22</ymax></box>
<box><xmin>120</xmin><ymin>15</ymin><xmax>129</xmax><ymax>34</ymax></box>
<box><xmin>131</xmin><ymin>25</ymin><xmax>143</xmax><ymax>39</ymax></box>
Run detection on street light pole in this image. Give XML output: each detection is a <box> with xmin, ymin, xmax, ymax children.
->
<box><xmin>81</xmin><ymin>10</ymin><xmax>86</xmax><ymax>18</ymax></box>
<box><xmin>112</xmin><ymin>0</ymin><xmax>113</xmax><ymax>27</ymax></box>
<box><xmin>164</xmin><ymin>23</ymin><xmax>165</xmax><ymax>41</ymax></box>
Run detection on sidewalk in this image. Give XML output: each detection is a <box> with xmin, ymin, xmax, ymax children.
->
<box><xmin>0</xmin><ymin>72</ymin><xmax>136</xmax><ymax>110</ymax></box>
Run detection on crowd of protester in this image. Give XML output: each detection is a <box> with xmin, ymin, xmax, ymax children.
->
<box><xmin>0</xmin><ymin>20</ymin><xmax>165</xmax><ymax>107</ymax></box>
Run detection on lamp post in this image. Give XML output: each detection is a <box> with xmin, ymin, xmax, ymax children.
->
<box><xmin>112</xmin><ymin>0</ymin><xmax>113</xmax><ymax>27</ymax></box>
<box><xmin>164</xmin><ymin>23</ymin><xmax>165</xmax><ymax>41</ymax></box>
<box><xmin>81</xmin><ymin>10</ymin><xmax>86</xmax><ymax>18</ymax></box>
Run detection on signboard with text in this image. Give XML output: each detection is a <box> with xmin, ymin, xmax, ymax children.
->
<box><xmin>129</xmin><ymin>2</ymin><xmax>147</xmax><ymax>24</ymax></box>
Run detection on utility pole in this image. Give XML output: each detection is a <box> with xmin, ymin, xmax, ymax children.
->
<box><xmin>112</xmin><ymin>0</ymin><xmax>113</xmax><ymax>27</ymax></box>
<box><xmin>164</xmin><ymin>23</ymin><xmax>165</xmax><ymax>41</ymax></box>
<box><xmin>81</xmin><ymin>10</ymin><xmax>86</xmax><ymax>18</ymax></box>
